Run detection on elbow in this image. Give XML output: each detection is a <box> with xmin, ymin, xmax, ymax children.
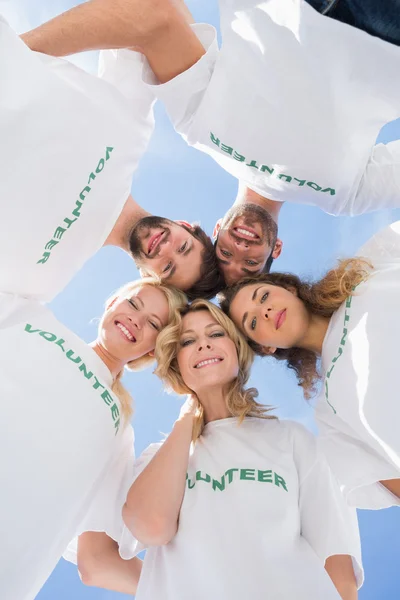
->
<box><xmin>122</xmin><ymin>502</ymin><xmax>177</xmax><ymax>547</ymax></box>
<box><xmin>78</xmin><ymin>554</ymin><xmax>103</xmax><ymax>588</ymax></box>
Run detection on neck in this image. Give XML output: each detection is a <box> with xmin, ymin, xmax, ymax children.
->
<box><xmin>298</xmin><ymin>314</ymin><xmax>330</xmax><ymax>355</ymax></box>
<box><xmin>197</xmin><ymin>386</ymin><xmax>231</xmax><ymax>423</ymax></box>
<box><xmin>90</xmin><ymin>340</ymin><xmax>125</xmax><ymax>380</ymax></box>
<box><xmin>235</xmin><ymin>184</ymin><xmax>282</xmax><ymax>223</ymax></box>
<box><xmin>103</xmin><ymin>194</ymin><xmax>150</xmax><ymax>251</ymax></box>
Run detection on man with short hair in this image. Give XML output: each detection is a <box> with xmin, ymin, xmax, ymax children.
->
<box><xmin>1</xmin><ymin>14</ymin><xmax>222</xmax><ymax>302</ymax></box>
<box><xmin>24</xmin><ymin>0</ymin><xmax>400</xmax><ymax>287</ymax></box>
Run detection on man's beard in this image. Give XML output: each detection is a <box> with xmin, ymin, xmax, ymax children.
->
<box><xmin>220</xmin><ymin>203</ymin><xmax>278</xmax><ymax>247</ymax></box>
<box><xmin>129</xmin><ymin>216</ymin><xmax>173</xmax><ymax>260</ymax></box>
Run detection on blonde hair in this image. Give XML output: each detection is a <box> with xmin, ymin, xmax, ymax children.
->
<box><xmin>220</xmin><ymin>258</ymin><xmax>372</xmax><ymax>399</ymax></box>
<box><xmin>155</xmin><ymin>299</ymin><xmax>276</xmax><ymax>440</ymax></box>
<box><xmin>101</xmin><ymin>278</ymin><xmax>187</xmax><ymax>423</ymax></box>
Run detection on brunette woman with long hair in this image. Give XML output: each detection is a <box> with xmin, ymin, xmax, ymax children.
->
<box><xmin>220</xmin><ymin>221</ymin><xmax>400</xmax><ymax>510</ymax></box>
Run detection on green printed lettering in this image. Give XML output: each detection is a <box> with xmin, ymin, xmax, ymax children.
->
<box><xmin>24</xmin><ymin>324</ymin><xmax>40</xmax><ymax>334</ymax></box>
<box><xmin>233</xmin><ymin>151</ymin><xmax>245</xmax><ymax>162</ymax></box>
<box><xmin>187</xmin><ymin>477</ymin><xmax>196</xmax><ymax>489</ymax></box>
<box><xmin>92</xmin><ymin>376</ymin><xmax>105</xmax><ymax>391</ymax></box>
<box><xmin>240</xmin><ymin>469</ymin><xmax>255</xmax><ymax>481</ymax></box>
<box><xmin>66</xmin><ymin>350</ymin><xmax>82</xmax><ymax>364</ymax></box>
<box><xmin>72</xmin><ymin>199</ymin><xmax>83</xmax><ymax>218</ymax></box>
<box><xmin>79</xmin><ymin>363</ymin><xmax>93</xmax><ymax>380</ymax></box>
<box><xmin>220</xmin><ymin>144</ymin><xmax>233</xmax><ymax>155</ymax></box>
<box><xmin>307</xmin><ymin>181</ymin><xmax>322</xmax><ymax>191</ymax></box>
<box><xmin>274</xmin><ymin>473</ymin><xmax>288</xmax><ymax>492</ymax></box>
<box><xmin>210</xmin><ymin>132</ymin><xmax>220</xmax><ymax>146</ymax></box>
<box><xmin>45</xmin><ymin>239</ymin><xmax>59</xmax><ymax>251</ymax></box>
<box><xmin>54</xmin><ymin>227</ymin><xmax>66</xmax><ymax>240</ymax></box>
<box><xmin>101</xmin><ymin>389</ymin><xmax>114</xmax><ymax>406</ymax></box>
<box><xmin>79</xmin><ymin>186</ymin><xmax>91</xmax><ymax>201</ymax></box>
<box><xmin>39</xmin><ymin>331</ymin><xmax>57</xmax><ymax>342</ymax></box>
<box><xmin>196</xmin><ymin>471</ymin><xmax>211</xmax><ymax>483</ymax></box>
<box><xmin>96</xmin><ymin>158</ymin><xmax>105</xmax><ymax>173</ymax></box>
<box><xmin>63</xmin><ymin>216</ymin><xmax>78</xmax><ymax>229</ymax></box>
<box><xmin>88</xmin><ymin>172</ymin><xmax>96</xmax><ymax>184</ymax></box>
<box><xmin>260</xmin><ymin>165</ymin><xmax>274</xmax><ymax>175</ymax></box>
<box><xmin>114</xmin><ymin>419</ymin><xmax>120</xmax><ymax>434</ymax></box>
<box><xmin>293</xmin><ymin>178</ymin><xmax>306</xmax><ymax>186</ymax></box>
<box><xmin>278</xmin><ymin>174</ymin><xmax>292</xmax><ymax>183</ymax></box>
<box><xmin>257</xmin><ymin>469</ymin><xmax>273</xmax><ymax>483</ymax></box>
<box><xmin>55</xmin><ymin>338</ymin><xmax>67</xmax><ymax>353</ymax></box>
<box><xmin>246</xmin><ymin>160</ymin><xmax>259</xmax><ymax>169</ymax></box>
<box><xmin>37</xmin><ymin>252</ymin><xmax>51</xmax><ymax>264</ymax></box>
<box><xmin>212</xmin><ymin>475</ymin><xmax>226</xmax><ymax>492</ymax></box>
<box><xmin>322</xmin><ymin>187</ymin><xmax>336</xmax><ymax>196</ymax></box>
<box><xmin>111</xmin><ymin>403</ymin><xmax>120</xmax><ymax>421</ymax></box>
<box><xmin>225</xmin><ymin>468</ymin><xmax>239</xmax><ymax>484</ymax></box>
<box><xmin>346</xmin><ymin>297</ymin><xmax>352</xmax><ymax>309</ymax></box>
<box><xmin>105</xmin><ymin>146</ymin><xmax>114</xmax><ymax>160</ymax></box>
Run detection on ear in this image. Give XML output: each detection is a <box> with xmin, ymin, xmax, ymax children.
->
<box><xmin>105</xmin><ymin>297</ymin><xmax>118</xmax><ymax>311</ymax></box>
<box><xmin>271</xmin><ymin>238</ymin><xmax>283</xmax><ymax>259</ymax></box>
<box><xmin>148</xmin><ymin>350</ymin><xmax>155</xmax><ymax>357</ymax></box>
<box><xmin>259</xmin><ymin>345</ymin><xmax>277</xmax><ymax>356</ymax></box>
<box><xmin>175</xmin><ymin>220</ymin><xmax>194</xmax><ymax>230</ymax></box>
<box><xmin>213</xmin><ymin>218</ymin><xmax>222</xmax><ymax>240</ymax></box>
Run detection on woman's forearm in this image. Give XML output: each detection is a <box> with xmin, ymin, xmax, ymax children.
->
<box><xmin>325</xmin><ymin>555</ymin><xmax>358</xmax><ymax>600</ymax></box>
<box><xmin>123</xmin><ymin>413</ymin><xmax>194</xmax><ymax>545</ymax></box>
<box><xmin>77</xmin><ymin>532</ymin><xmax>142</xmax><ymax>594</ymax></box>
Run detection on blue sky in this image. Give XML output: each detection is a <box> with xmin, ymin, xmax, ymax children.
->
<box><xmin>4</xmin><ymin>0</ymin><xmax>400</xmax><ymax>598</ymax></box>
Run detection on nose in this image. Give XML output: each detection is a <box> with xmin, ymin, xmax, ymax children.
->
<box><xmin>127</xmin><ymin>314</ymin><xmax>143</xmax><ymax>330</ymax></box>
<box><xmin>198</xmin><ymin>342</ymin><xmax>212</xmax><ymax>352</ymax></box>
<box><xmin>234</xmin><ymin>238</ymin><xmax>249</xmax><ymax>250</ymax></box>
<box><xmin>260</xmin><ymin>306</ymin><xmax>272</xmax><ymax>320</ymax></box>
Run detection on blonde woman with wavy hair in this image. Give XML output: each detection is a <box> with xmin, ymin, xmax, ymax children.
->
<box><xmin>121</xmin><ymin>300</ymin><xmax>363</xmax><ymax>600</ymax></box>
<box><xmin>0</xmin><ymin>275</ymin><xmax>186</xmax><ymax>600</ymax></box>
<box><xmin>221</xmin><ymin>220</ymin><xmax>400</xmax><ymax>512</ymax></box>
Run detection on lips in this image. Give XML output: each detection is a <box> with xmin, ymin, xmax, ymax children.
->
<box><xmin>147</xmin><ymin>231</ymin><xmax>165</xmax><ymax>256</ymax></box>
<box><xmin>194</xmin><ymin>357</ymin><xmax>223</xmax><ymax>369</ymax></box>
<box><xmin>275</xmin><ymin>309</ymin><xmax>286</xmax><ymax>330</ymax></box>
<box><xmin>232</xmin><ymin>226</ymin><xmax>260</xmax><ymax>241</ymax></box>
<box><xmin>115</xmin><ymin>321</ymin><xmax>136</xmax><ymax>343</ymax></box>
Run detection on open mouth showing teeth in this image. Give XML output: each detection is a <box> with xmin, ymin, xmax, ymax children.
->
<box><xmin>148</xmin><ymin>231</ymin><xmax>165</xmax><ymax>255</ymax></box>
<box><xmin>194</xmin><ymin>358</ymin><xmax>223</xmax><ymax>369</ymax></box>
<box><xmin>234</xmin><ymin>227</ymin><xmax>258</xmax><ymax>239</ymax></box>
<box><xmin>115</xmin><ymin>321</ymin><xmax>136</xmax><ymax>342</ymax></box>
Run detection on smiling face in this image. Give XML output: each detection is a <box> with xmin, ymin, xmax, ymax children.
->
<box><xmin>176</xmin><ymin>310</ymin><xmax>239</xmax><ymax>394</ymax></box>
<box><xmin>215</xmin><ymin>204</ymin><xmax>281</xmax><ymax>285</ymax></box>
<box><xmin>229</xmin><ymin>282</ymin><xmax>311</xmax><ymax>352</ymax></box>
<box><xmin>129</xmin><ymin>216</ymin><xmax>204</xmax><ymax>291</ymax></box>
<box><xmin>99</xmin><ymin>285</ymin><xmax>170</xmax><ymax>363</ymax></box>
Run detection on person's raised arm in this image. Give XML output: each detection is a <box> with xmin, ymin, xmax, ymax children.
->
<box><xmin>77</xmin><ymin>531</ymin><xmax>142</xmax><ymax>594</ymax></box>
<box><xmin>122</xmin><ymin>399</ymin><xmax>195</xmax><ymax>546</ymax></box>
<box><xmin>325</xmin><ymin>555</ymin><xmax>357</xmax><ymax>600</ymax></box>
<box><xmin>21</xmin><ymin>0</ymin><xmax>205</xmax><ymax>83</ymax></box>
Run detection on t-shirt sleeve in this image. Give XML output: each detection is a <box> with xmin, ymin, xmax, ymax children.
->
<box><xmin>356</xmin><ymin>220</ymin><xmax>400</xmax><ymax>264</ymax></box>
<box><xmin>141</xmin><ymin>24</ymin><xmax>218</xmax><ymax>139</ymax></box>
<box><xmin>292</xmin><ymin>424</ymin><xmax>364</xmax><ymax>589</ymax></box>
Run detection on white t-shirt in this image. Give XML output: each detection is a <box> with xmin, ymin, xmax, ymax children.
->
<box><xmin>123</xmin><ymin>418</ymin><xmax>363</xmax><ymax>600</ymax></box>
<box><xmin>142</xmin><ymin>1</ymin><xmax>400</xmax><ymax>215</ymax></box>
<box><xmin>316</xmin><ymin>221</ymin><xmax>400</xmax><ymax>509</ymax></box>
<box><xmin>0</xmin><ymin>17</ymin><xmax>155</xmax><ymax>302</ymax></box>
<box><xmin>0</xmin><ymin>293</ymin><xmax>133</xmax><ymax>600</ymax></box>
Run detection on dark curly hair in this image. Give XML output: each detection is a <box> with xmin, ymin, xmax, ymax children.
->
<box><xmin>184</xmin><ymin>225</ymin><xmax>225</xmax><ymax>301</ymax></box>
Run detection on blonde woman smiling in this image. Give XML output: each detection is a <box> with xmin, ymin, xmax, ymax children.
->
<box><xmin>221</xmin><ymin>221</ymin><xmax>400</xmax><ymax>511</ymax></box>
<box><xmin>118</xmin><ymin>300</ymin><xmax>363</xmax><ymax>600</ymax></box>
<box><xmin>0</xmin><ymin>278</ymin><xmax>185</xmax><ymax>600</ymax></box>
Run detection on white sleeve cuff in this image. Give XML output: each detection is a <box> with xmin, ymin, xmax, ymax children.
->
<box><xmin>142</xmin><ymin>23</ymin><xmax>218</xmax><ymax>134</ymax></box>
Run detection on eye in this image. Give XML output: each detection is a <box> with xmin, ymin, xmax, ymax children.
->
<box><xmin>179</xmin><ymin>241</ymin><xmax>188</xmax><ymax>253</ymax></box>
<box><xmin>149</xmin><ymin>320</ymin><xmax>160</xmax><ymax>331</ymax></box>
<box><xmin>251</xmin><ymin>317</ymin><xmax>256</xmax><ymax>331</ymax></box>
<box><xmin>163</xmin><ymin>262</ymin><xmax>172</xmax><ymax>274</ymax></box>
<box><xmin>221</xmin><ymin>249</ymin><xmax>232</xmax><ymax>258</ymax></box>
<box><xmin>260</xmin><ymin>291</ymin><xmax>269</xmax><ymax>303</ymax></box>
<box><xmin>246</xmin><ymin>260</ymin><xmax>258</xmax><ymax>266</ymax></box>
<box><xmin>210</xmin><ymin>330</ymin><xmax>225</xmax><ymax>338</ymax></box>
<box><xmin>128</xmin><ymin>299</ymin><xmax>138</xmax><ymax>310</ymax></box>
<box><xmin>180</xmin><ymin>338</ymin><xmax>194</xmax><ymax>347</ymax></box>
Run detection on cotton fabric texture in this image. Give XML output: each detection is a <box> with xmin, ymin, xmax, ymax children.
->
<box><xmin>0</xmin><ymin>17</ymin><xmax>155</xmax><ymax>302</ymax></box>
<box><xmin>316</xmin><ymin>221</ymin><xmax>400</xmax><ymax>509</ymax></box>
<box><xmin>121</xmin><ymin>418</ymin><xmax>363</xmax><ymax>600</ymax></box>
<box><xmin>141</xmin><ymin>0</ymin><xmax>400</xmax><ymax>215</ymax></box>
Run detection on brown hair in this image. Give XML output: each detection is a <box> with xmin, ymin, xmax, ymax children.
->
<box><xmin>154</xmin><ymin>299</ymin><xmax>276</xmax><ymax>441</ymax></box>
<box><xmin>184</xmin><ymin>225</ymin><xmax>224</xmax><ymax>300</ymax></box>
<box><xmin>219</xmin><ymin>258</ymin><xmax>372</xmax><ymax>399</ymax></box>
<box><xmin>101</xmin><ymin>278</ymin><xmax>187</xmax><ymax>422</ymax></box>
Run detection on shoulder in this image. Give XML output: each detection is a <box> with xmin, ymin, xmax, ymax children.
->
<box><xmin>245</xmin><ymin>417</ymin><xmax>316</xmax><ymax>450</ymax></box>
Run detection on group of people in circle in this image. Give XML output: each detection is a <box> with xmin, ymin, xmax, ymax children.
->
<box><xmin>1</xmin><ymin>0</ymin><xmax>400</xmax><ymax>598</ymax></box>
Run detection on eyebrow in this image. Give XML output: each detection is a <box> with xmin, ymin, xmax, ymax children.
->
<box><xmin>181</xmin><ymin>323</ymin><xmax>218</xmax><ymax>335</ymax></box>
<box><xmin>252</xmin><ymin>286</ymin><xmax>263</xmax><ymax>301</ymax></box>
<box><xmin>242</xmin><ymin>311</ymin><xmax>248</xmax><ymax>331</ymax></box>
<box><xmin>242</xmin><ymin>267</ymin><xmax>260</xmax><ymax>275</ymax></box>
<box><xmin>132</xmin><ymin>295</ymin><xmax>144</xmax><ymax>309</ymax></box>
<box><xmin>241</xmin><ymin>286</ymin><xmax>262</xmax><ymax>331</ymax></box>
